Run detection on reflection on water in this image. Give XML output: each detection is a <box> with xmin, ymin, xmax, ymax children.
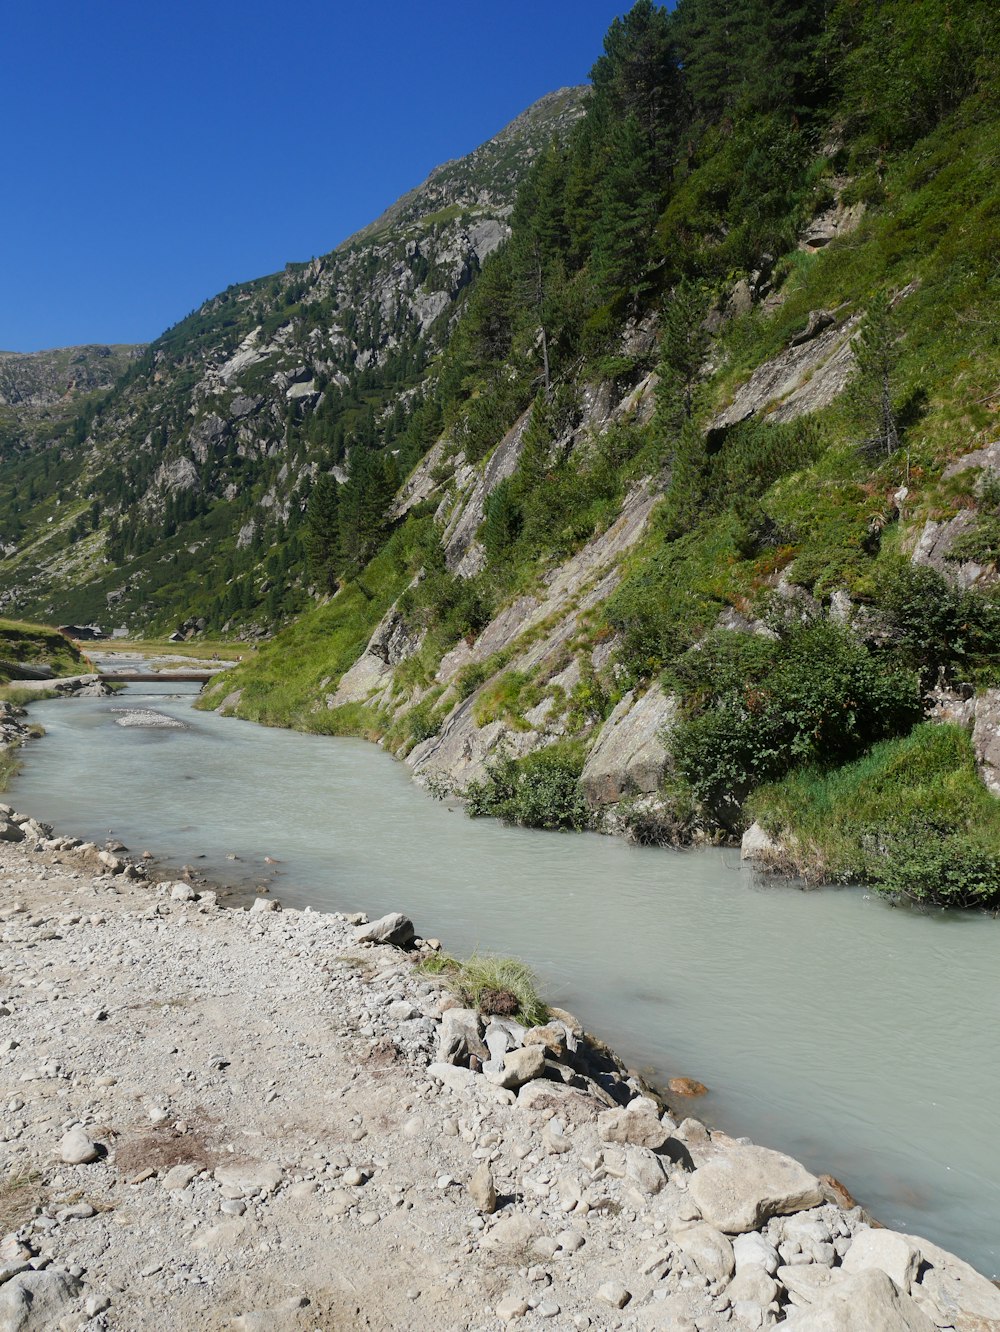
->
<box><xmin>10</xmin><ymin>683</ymin><xmax>1000</xmax><ymax>1275</ymax></box>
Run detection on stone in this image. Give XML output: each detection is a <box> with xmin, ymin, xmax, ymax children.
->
<box><xmin>597</xmin><ymin>1281</ymin><xmax>631</xmax><ymax>1309</ymax></box>
<box><xmin>523</xmin><ymin>1023</ymin><xmax>569</xmax><ymax>1058</ymax></box>
<box><xmin>0</xmin><ymin>1269</ymin><xmax>83</xmax><ymax>1330</ymax></box>
<box><xmin>387</xmin><ymin>999</ymin><xmax>419</xmax><ymax>1021</ymax></box>
<box><xmin>903</xmin><ymin>1232</ymin><xmax>1000</xmax><ymax>1331</ymax></box>
<box><xmin>496</xmin><ymin>1294</ymin><xmax>530</xmax><ymax>1321</ymax></box>
<box><xmin>162</xmin><ymin>1163</ymin><xmax>199</xmax><ymax>1191</ymax></box>
<box><xmin>59</xmin><ymin>1126</ymin><xmax>99</xmax><ymax>1164</ymax></box>
<box><xmin>249</xmin><ymin>897</ymin><xmax>280</xmax><ymax>913</ymax></box>
<box><xmin>0</xmin><ymin>820</ymin><xmax>25</xmax><ymax>843</ymax></box>
<box><xmin>786</xmin><ymin>1269</ymin><xmax>936</xmax><ymax>1331</ymax></box>
<box><xmin>437</xmin><ymin>1007</ymin><xmax>488</xmax><ymax>1065</ymax></box>
<box><xmin>733</xmin><ymin>1232</ymin><xmax>780</xmax><ymax>1276</ymax></box>
<box><xmin>626</xmin><ymin>1145</ymin><xmax>669</xmax><ymax>1195</ymax></box>
<box><xmin>726</xmin><ymin>1267</ymin><xmax>778</xmax><ymax>1309</ymax></box>
<box><xmin>355</xmin><ymin>912</ymin><xmax>415</xmax><ymax>947</ymax></box>
<box><xmin>842</xmin><ymin>1229</ymin><xmax>922</xmax><ymax>1293</ymax></box>
<box><xmin>598</xmin><ymin>1100</ymin><xmax>670</xmax><ymax>1151</ymax></box>
<box><xmin>468</xmin><ymin>1163</ymin><xmax>497</xmax><ymax>1214</ymax></box>
<box><xmin>668</xmin><ymin>1077</ymin><xmax>709</xmax><ymax>1097</ymax></box>
<box><xmin>674</xmin><ymin>1223</ymin><xmax>736</xmax><ymax>1285</ymax></box>
<box><xmin>170</xmin><ymin>882</ymin><xmax>197</xmax><ymax>902</ymax></box>
<box><xmin>213</xmin><ymin>1161</ymin><xmax>283</xmax><ymax>1196</ymax></box>
<box><xmin>489</xmin><ymin>1045</ymin><xmax>546</xmax><ymax>1089</ymax></box>
<box><xmin>427</xmin><ymin>1061</ymin><xmax>478</xmax><ymax>1093</ymax></box>
<box><xmin>688</xmin><ymin>1145</ymin><xmax>824</xmax><ymax>1233</ymax></box>
<box><xmin>740</xmin><ymin>822</ymin><xmax>784</xmax><ymax>864</ymax></box>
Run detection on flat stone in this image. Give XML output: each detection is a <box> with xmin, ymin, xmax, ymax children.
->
<box><xmin>496</xmin><ymin>1294</ymin><xmax>530</xmax><ymax>1321</ymax></box>
<box><xmin>162</xmin><ymin>1163</ymin><xmax>200</xmax><ymax>1191</ymax></box>
<box><xmin>213</xmin><ymin>1161</ymin><xmax>283</xmax><ymax>1196</ymax></box>
<box><xmin>427</xmin><ymin>1061</ymin><xmax>478</xmax><ymax>1093</ymax></box>
<box><xmin>688</xmin><ymin>1145</ymin><xmax>824</xmax><ymax>1233</ymax></box>
<box><xmin>904</xmin><ymin>1231</ymin><xmax>1000</xmax><ymax>1331</ymax></box>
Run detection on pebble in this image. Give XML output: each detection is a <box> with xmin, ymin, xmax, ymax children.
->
<box><xmin>598</xmin><ymin>1281</ymin><xmax>631</xmax><ymax>1309</ymax></box>
<box><xmin>59</xmin><ymin>1125</ymin><xmax>99</xmax><ymax>1164</ymax></box>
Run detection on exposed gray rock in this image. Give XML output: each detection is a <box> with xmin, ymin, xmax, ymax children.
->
<box><xmin>437</xmin><ymin>1008</ymin><xmax>488</xmax><ymax>1065</ymax></box>
<box><xmin>711</xmin><ymin>314</ymin><xmax>861</xmax><ymax>431</ymax></box>
<box><xmin>971</xmin><ymin>690</ymin><xmax>1000</xmax><ymax>795</ymax></box>
<box><xmin>673</xmin><ymin>1222</ymin><xmax>736</xmax><ymax>1285</ymax></box>
<box><xmin>580</xmin><ymin>685</ymin><xmax>677</xmax><ymax>807</ymax></box>
<box><xmin>842</xmin><ymin>1229</ymin><xmax>923</xmax><ymax>1294</ymax></box>
<box><xmin>597</xmin><ymin>1099</ymin><xmax>670</xmax><ymax>1151</ymax></box>
<box><xmin>904</xmin><ymin>1231</ymin><xmax>1000</xmax><ymax>1331</ymax></box>
<box><xmin>355</xmin><ymin>912</ymin><xmax>416</xmax><ymax>947</ymax></box>
<box><xmin>740</xmin><ymin>822</ymin><xmax>786</xmax><ymax>864</ymax></box>
<box><xmin>780</xmin><ymin>1268</ymin><xmax>936</xmax><ymax>1331</ymax></box>
<box><xmin>688</xmin><ymin>1146</ymin><xmax>824</xmax><ymax>1233</ymax></box>
<box><xmin>0</xmin><ymin>1269</ymin><xmax>83</xmax><ymax>1332</ymax></box>
<box><xmin>444</xmin><ymin>407</ymin><xmax>532</xmax><ymax>575</ymax></box>
<box><xmin>59</xmin><ymin>1125</ymin><xmax>99</xmax><ymax>1164</ymax></box>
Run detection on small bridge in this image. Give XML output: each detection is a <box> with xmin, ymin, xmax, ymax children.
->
<box><xmin>97</xmin><ymin>671</ymin><xmax>219</xmax><ymax>683</ymax></box>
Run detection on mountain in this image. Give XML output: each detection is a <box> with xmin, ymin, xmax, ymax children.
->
<box><xmin>0</xmin><ymin>87</ymin><xmax>585</xmax><ymax>628</ymax></box>
<box><xmin>0</xmin><ymin>344</ymin><xmax>142</xmax><ymax>452</ymax></box>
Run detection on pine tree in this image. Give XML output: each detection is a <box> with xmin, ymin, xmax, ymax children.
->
<box><xmin>304</xmin><ymin>473</ymin><xmax>340</xmax><ymax>594</ymax></box>
<box><xmin>656</xmin><ymin>280</ymin><xmax>711</xmax><ymax>437</ymax></box>
<box><xmin>849</xmin><ymin>292</ymin><xmax>902</xmax><ymax>458</ymax></box>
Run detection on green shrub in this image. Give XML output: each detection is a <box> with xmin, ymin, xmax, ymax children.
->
<box><xmin>873</xmin><ymin>560</ymin><xmax>1000</xmax><ymax>685</ymax></box>
<box><xmin>465</xmin><ymin>743</ymin><xmax>589</xmax><ymax>831</ymax></box>
<box><xmin>667</xmin><ymin>619</ymin><xmax>921</xmax><ymax>820</ymax></box>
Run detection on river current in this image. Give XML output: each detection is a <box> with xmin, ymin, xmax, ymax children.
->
<box><xmin>9</xmin><ymin>681</ymin><xmax>1000</xmax><ymax>1274</ymax></box>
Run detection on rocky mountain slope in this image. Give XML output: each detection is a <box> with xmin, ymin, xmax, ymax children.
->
<box><xmin>0</xmin><ymin>344</ymin><xmax>140</xmax><ymax>452</ymax></box>
<box><xmin>199</xmin><ymin>0</ymin><xmax>1000</xmax><ymax>906</ymax></box>
<box><xmin>0</xmin><ymin>88</ymin><xmax>585</xmax><ymax>629</ymax></box>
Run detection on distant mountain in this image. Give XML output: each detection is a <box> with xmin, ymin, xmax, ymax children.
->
<box><xmin>0</xmin><ymin>344</ymin><xmax>142</xmax><ymax>451</ymax></box>
<box><xmin>0</xmin><ymin>87</ymin><xmax>586</xmax><ymax>628</ymax></box>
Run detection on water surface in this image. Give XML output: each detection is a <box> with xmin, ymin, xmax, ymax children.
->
<box><xmin>11</xmin><ymin>683</ymin><xmax>1000</xmax><ymax>1274</ymax></box>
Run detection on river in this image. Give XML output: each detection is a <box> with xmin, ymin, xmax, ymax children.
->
<box><xmin>9</xmin><ymin>681</ymin><xmax>1000</xmax><ymax>1275</ymax></box>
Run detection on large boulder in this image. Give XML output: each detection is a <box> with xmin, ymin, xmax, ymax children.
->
<box><xmin>0</xmin><ymin>1269</ymin><xmax>83</xmax><ymax>1331</ymax></box>
<box><xmin>905</xmin><ymin>1232</ymin><xmax>1000</xmax><ymax>1332</ymax></box>
<box><xmin>580</xmin><ymin>685</ymin><xmax>677</xmax><ymax>807</ymax></box>
<box><xmin>354</xmin><ymin>912</ymin><xmax>415</xmax><ymax>947</ymax></box>
<box><xmin>780</xmin><ymin>1269</ymin><xmax>936</xmax><ymax>1331</ymax></box>
<box><xmin>842</xmin><ymin>1229</ymin><xmax>923</xmax><ymax>1294</ymax></box>
<box><xmin>598</xmin><ymin>1098</ymin><xmax>670</xmax><ymax>1151</ymax></box>
<box><xmin>688</xmin><ymin>1145</ymin><xmax>824</xmax><ymax>1234</ymax></box>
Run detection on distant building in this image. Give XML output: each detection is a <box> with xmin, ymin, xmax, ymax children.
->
<box><xmin>58</xmin><ymin>624</ymin><xmax>105</xmax><ymax>641</ymax></box>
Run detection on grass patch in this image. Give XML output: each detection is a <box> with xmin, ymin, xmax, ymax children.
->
<box><xmin>418</xmin><ymin>952</ymin><xmax>548</xmax><ymax>1027</ymax></box>
<box><xmin>0</xmin><ymin>747</ymin><xmax>22</xmax><ymax>792</ymax></box>
<box><xmin>749</xmin><ymin>722</ymin><xmax>1000</xmax><ymax>908</ymax></box>
<box><xmin>0</xmin><ymin>618</ymin><xmax>85</xmax><ymax>681</ymax></box>
<box><xmin>0</xmin><ymin>1169</ymin><xmax>45</xmax><ymax>1234</ymax></box>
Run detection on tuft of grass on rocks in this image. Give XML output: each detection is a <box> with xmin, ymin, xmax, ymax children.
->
<box><xmin>0</xmin><ymin>1169</ymin><xmax>45</xmax><ymax>1234</ymax></box>
<box><xmin>0</xmin><ymin>747</ymin><xmax>22</xmax><ymax>792</ymax></box>
<box><xmin>419</xmin><ymin>952</ymin><xmax>548</xmax><ymax>1027</ymax></box>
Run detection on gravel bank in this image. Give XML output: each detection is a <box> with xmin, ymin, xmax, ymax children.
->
<box><xmin>2</xmin><ymin>806</ymin><xmax>998</xmax><ymax>1332</ymax></box>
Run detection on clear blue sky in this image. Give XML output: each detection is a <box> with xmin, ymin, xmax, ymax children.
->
<box><xmin>2</xmin><ymin>0</ymin><xmax>628</xmax><ymax>353</ymax></box>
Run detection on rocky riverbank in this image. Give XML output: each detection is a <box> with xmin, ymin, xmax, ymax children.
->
<box><xmin>2</xmin><ymin>809</ymin><xmax>999</xmax><ymax>1332</ymax></box>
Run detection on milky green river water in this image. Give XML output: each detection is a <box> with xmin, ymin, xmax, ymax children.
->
<box><xmin>9</xmin><ymin>681</ymin><xmax>1000</xmax><ymax>1274</ymax></box>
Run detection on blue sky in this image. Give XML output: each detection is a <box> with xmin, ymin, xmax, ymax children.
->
<box><xmin>2</xmin><ymin>0</ymin><xmax>628</xmax><ymax>352</ymax></box>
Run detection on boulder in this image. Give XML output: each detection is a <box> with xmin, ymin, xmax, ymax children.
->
<box><xmin>355</xmin><ymin>912</ymin><xmax>415</xmax><ymax>947</ymax></box>
<box><xmin>0</xmin><ymin>820</ymin><xmax>25</xmax><ymax>843</ymax></box>
<box><xmin>59</xmin><ymin>1126</ymin><xmax>99</xmax><ymax>1165</ymax></box>
<box><xmin>904</xmin><ymin>1232</ymin><xmax>1000</xmax><ymax>1332</ymax></box>
<box><xmin>0</xmin><ymin>1269</ymin><xmax>82</xmax><ymax>1331</ymax></box>
<box><xmin>688</xmin><ymin>1145</ymin><xmax>824</xmax><ymax>1233</ymax></box>
<box><xmin>437</xmin><ymin>1008</ymin><xmax>488</xmax><ymax>1065</ymax></box>
<box><xmin>741</xmin><ymin>822</ymin><xmax>785</xmax><ymax>863</ymax></box>
<box><xmin>781</xmin><ymin>1269</ymin><xmax>936</xmax><ymax>1331</ymax></box>
<box><xmin>733</xmin><ymin>1231</ymin><xmax>780</xmax><ymax>1275</ymax></box>
<box><xmin>488</xmin><ymin>1045</ymin><xmax>545</xmax><ymax>1089</ymax></box>
<box><xmin>843</xmin><ymin>1229</ymin><xmax>923</xmax><ymax>1294</ymax></box>
<box><xmin>579</xmin><ymin>685</ymin><xmax>677</xmax><ymax>807</ymax></box>
<box><xmin>673</xmin><ymin>1222</ymin><xmax>736</xmax><ymax>1285</ymax></box>
<box><xmin>598</xmin><ymin>1098</ymin><xmax>670</xmax><ymax>1151</ymax></box>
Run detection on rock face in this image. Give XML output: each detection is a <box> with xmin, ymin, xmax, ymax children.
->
<box><xmin>689</xmin><ymin>1146</ymin><xmax>824</xmax><ymax>1233</ymax></box>
<box><xmin>784</xmin><ymin>1269</ymin><xmax>936</xmax><ymax>1331</ymax></box>
<box><xmin>710</xmin><ymin>313</ymin><xmax>861</xmax><ymax>431</ymax></box>
<box><xmin>580</xmin><ymin>685</ymin><xmax>677</xmax><ymax>807</ymax></box>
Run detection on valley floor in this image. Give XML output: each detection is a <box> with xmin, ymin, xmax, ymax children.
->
<box><xmin>1</xmin><ymin>812</ymin><xmax>998</xmax><ymax>1331</ymax></box>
